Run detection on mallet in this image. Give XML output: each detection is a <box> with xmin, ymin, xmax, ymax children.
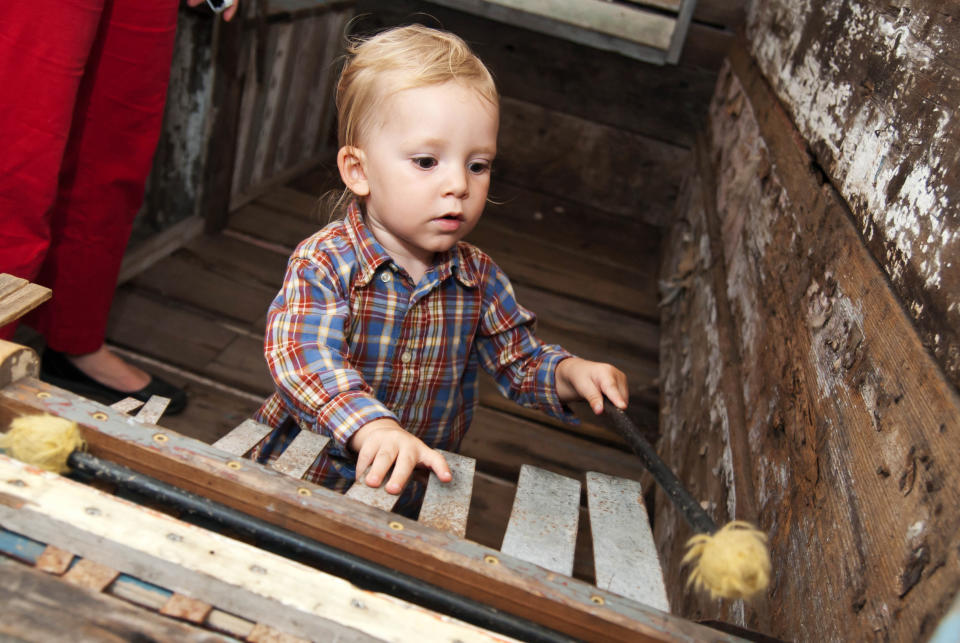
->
<box><xmin>602</xmin><ymin>399</ymin><xmax>771</xmax><ymax>600</ymax></box>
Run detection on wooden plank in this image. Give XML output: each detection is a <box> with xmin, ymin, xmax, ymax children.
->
<box><xmin>418</xmin><ymin>450</ymin><xmax>475</xmax><ymax>537</ymax></box>
<box><xmin>130</xmin><ymin>249</ymin><xmax>280</xmax><ymax>327</ymax></box>
<box><xmin>118</xmin><ymin>215</ymin><xmax>204</xmax><ymax>284</ymax></box>
<box><xmin>468</xmin><ymin>222</ymin><xmax>658</xmax><ymax>319</ymax></box>
<box><xmin>291</xmin><ymin>10</ymin><xmax>350</xmax><ymax>164</ymax></box>
<box><xmin>345</xmin><ymin>476</ymin><xmax>401</xmax><ymax>512</ymax></box>
<box><xmin>430</xmin><ymin>0</ymin><xmax>675</xmax><ymax>49</ymax></box>
<box><xmin>425</xmin><ymin>0</ymin><xmax>673</xmax><ymax>64</ymax></box>
<box><xmin>271</xmin><ymin>429</ymin><xmax>329</xmax><ymax>478</ymax></box>
<box><xmin>107</xmin><ymin>288</ymin><xmax>238</xmax><ymax>372</ymax></box>
<box><xmin>111</xmin><ymin>397</ymin><xmax>145</xmax><ymax>414</ymax></box>
<box><xmin>462</xmin><ymin>405</ymin><xmax>646</xmax><ymax>486</ymax></box>
<box><xmin>482</xmin><ymin>183</ymin><xmax>661</xmax><ymax>280</ymax></box>
<box><xmin>0</xmin><ymin>455</ymin><xmax>515</xmax><ymax>643</ymax></box>
<box><xmin>0</xmin><ymin>274</ymin><xmax>51</xmax><ymax>327</ymax></box>
<box><xmin>466</xmin><ymin>470</ymin><xmax>596</xmax><ymax>584</ymax></box>
<box><xmin>270</xmin><ymin>18</ymin><xmax>320</xmax><ymax>177</ymax></box>
<box><xmin>256</xmin><ymin>186</ymin><xmax>322</xmax><ymax>219</ymax></box>
<box><xmin>110</xmin><ymin>576</ymin><xmax>171</xmax><ymax>611</ymax></box>
<box><xmin>748</xmin><ymin>1</ymin><xmax>960</xmax><ymax>391</ymax></box>
<box><xmin>0</xmin><ymin>339</ymin><xmax>39</xmax><ymax>388</ymax></box>
<box><xmin>212</xmin><ymin>418</ymin><xmax>273</xmax><ymax>456</ymax></box>
<box><xmin>160</xmin><ymin>593</ymin><xmax>214</xmax><ymax>624</ymax></box>
<box><xmin>248</xmin><ymin>22</ymin><xmax>296</xmax><ymax>188</ymax></box>
<box><xmin>353</xmin><ymin>1</ymin><xmax>719</xmax><ymax>145</ymax></box>
<box><xmin>107</xmin><ymin>289</ymin><xmax>274</xmax><ymax>395</ymax></box>
<box><xmin>500</xmin><ymin>465</ymin><xmax>581</xmax><ymax>576</ymax></box>
<box><xmin>107</xmin><ymin>348</ymin><xmax>266</xmax><ymax>448</ymax></box>
<box><xmin>476</xmin><ymin>375</ymin><xmax>631</xmax><ymax>448</ymax></box>
<box><xmin>35</xmin><ymin>544</ymin><xmax>74</xmax><ymax>575</ymax></box>
<box><xmin>135</xmin><ymin>396</ymin><xmax>171</xmax><ymax>425</ymax></box>
<box><xmin>248</xmin><ymin>623</ymin><xmax>311</xmax><ymax>643</ymax></box>
<box><xmin>206</xmin><ymin>608</ymin><xmax>256</xmax><ymax>638</ymax></box>
<box><xmin>0</xmin><ymin>558</ymin><xmax>232</xmax><ymax>642</ymax></box>
<box><xmin>62</xmin><ymin>558</ymin><xmax>119</xmax><ymax>592</ymax></box>
<box><xmin>229</xmin><ymin>37</ymin><xmax>261</xmax><ymax>203</ymax></box>
<box><xmin>497</xmin><ymin>96</ymin><xmax>689</xmax><ymax>227</ymax></box>
<box><xmin>200</xmin><ymin>0</ymin><xmax>246</xmax><ymax>234</ymax></box>
<box><xmin>665</xmin><ymin>0</ymin><xmax>697</xmax><ymax>64</ymax></box>
<box><xmin>0</xmin><ymin>380</ymin><xmax>738</xmax><ymax>642</ymax></box>
<box><xmin>586</xmin><ymin>472</ymin><xmax>669</xmax><ymax>611</ymax></box>
<box><xmin>0</xmin><ymin>273</ymin><xmax>27</xmax><ymax>299</ymax></box>
<box><xmin>228</xmin><ymin>203</ymin><xmax>317</xmax><ymax>252</ymax></box>
<box><xmin>513</xmin><ymin>284</ymin><xmax>658</xmax><ymax>358</ymax></box>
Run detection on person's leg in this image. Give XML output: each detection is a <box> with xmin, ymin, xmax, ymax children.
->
<box><xmin>0</xmin><ymin>0</ymin><xmax>106</xmax><ymax>340</ymax></box>
<box><xmin>31</xmin><ymin>0</ymin><xmax>180</xmax><ymax>360</ymax></box>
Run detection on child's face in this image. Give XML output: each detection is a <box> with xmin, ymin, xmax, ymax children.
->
<box><xmin>349</xmin><ymin>82</ymin><xmax>498</xmax><ymax>269</ymax></box>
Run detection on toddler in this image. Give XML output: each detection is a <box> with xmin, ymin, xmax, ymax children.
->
<box><xmin>252</xmin><ymin>24</ymin><xmax>628</xmax><ymax>509</ymax></box>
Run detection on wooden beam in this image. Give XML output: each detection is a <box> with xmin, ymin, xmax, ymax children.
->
<box><xmin>0</xmin><ymin>275</ymin><xmax>51</xmax><ymax>328</ymax></box>
<box><xmin>0</xmin><ymin>455</ymin><xmax>500</xmax><ymax>643</ymax></box>
<box><xmin>0</xmin><ymin>558</ymin><xmax>231</xmax><ymax>642</ymax></box>
<box><xmin>0</xmin><ymin>379</ymin><xmax>736</xmax><ymax>643</ymax></box>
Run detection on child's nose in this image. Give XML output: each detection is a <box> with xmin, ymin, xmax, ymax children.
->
<box><xmin>443</xmin><ymin>166</ymin><xmax>469</xmax><ymax>198</ymax></box>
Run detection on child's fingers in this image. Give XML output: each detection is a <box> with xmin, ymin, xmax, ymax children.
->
<box><xmin>421</xmin><ymin>448</ymin><xmax>452</xmax><ymax>483</ymax></box>
<box><xmin>385</xmin><ymin>451</ymin><xmax>417</xmax><ymax>494</ymax></box>
<box><xmin>364</xmin><ymin>448</ymin><xmax>397</xmax><ymax>488</ymax></box>
<box><xmin>600</xmin><ymin>370</ymin><xmax>629</xmax><ymax>410</ymax></box>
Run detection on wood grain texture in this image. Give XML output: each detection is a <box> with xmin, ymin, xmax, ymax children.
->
<box><xmin>586</xmin><ymin>472</ymin><xmax>669</xmax><ymax>612</ymax></box>
<box><xmin>747</xmin><ymin>0</ymin><xmax>960</xmax><ymax>392</ymax></box>
<box><xmin>0</xmin><ymin>558</ymin><xmax>230</xmax><ymax>642</ymax></box>
<box><xmin>657</xmin><ymin>45</ymin><xmax>960</xmax><ymax>640</ymax></box>
<box><xmin>0</xmin><ymin>456</ymin><xmax>489</xmax><ymax>643</ymax></box>
<box><xmin>0</xmin><ymin>274</ymin><xmax>51</xmax><ymax>327</ymax></box>
<box><xmin>500</xmin><ymin>465</ymin><xmax>581</xmax><ymax>576</ymax></box>
<box><xmin>0</xmin><ymin>382</ymin><xmax>736</xmax><ymax>643</ymax></box>
<box><xmin>418</xmin><ymin>450</ymin><xmax>475</xmax><ymax>537</ymax></box>
<box><xmin>497</xmin><ymin>97</ymin><xmax>688</xmax><ymax>227</ymax></box>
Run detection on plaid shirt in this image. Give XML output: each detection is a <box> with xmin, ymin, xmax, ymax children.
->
<box><xmin>252</xmin><ymin>202</ymin><xmax>575</xmax><ymax>489</ymax></box>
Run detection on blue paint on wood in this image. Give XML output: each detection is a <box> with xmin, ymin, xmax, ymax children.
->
<box><xmin>0</xmin><ymin>527</ymin><xmax>46</xmax><ymax>564</ymax></box>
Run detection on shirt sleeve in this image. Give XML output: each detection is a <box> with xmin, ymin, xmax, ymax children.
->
<box><xmin>264</xmin><ymin>256</ymin><xmax>398</xmax><ymax>447</ymax></box>
<box><xmin>474</xmin><ymin>260</ymin><xmax>579</xmax><ymax>424</ymax></box>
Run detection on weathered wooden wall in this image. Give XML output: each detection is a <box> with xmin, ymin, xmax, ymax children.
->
<box><xmin>656</xmin><ymin>34</ymin><xmax>960</xmax><ymax>642</ymax></box>
<box><xmin>228</xmin><ymin>4</ymin><xmax>354</xmax><ymax>210</ymax></box>
<box><xmin>747</xmin><ymin>0</ymin><xmax>960</xmax><ymax>393</ymax></box>
<box><xmin>352</xmin><ymin>0</ymin><xmax>742</xmax><ymax>228</ymax></box>
<box><xmin>132</xmin><ymin>9</ymin><xmax>214</xmax><ymax>245</ymax></box>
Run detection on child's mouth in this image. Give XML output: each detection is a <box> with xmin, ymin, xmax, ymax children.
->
<box><xmin>434</xmin><ymin>214</ymin><xmax>464</xmax><ymax>230</ymax></box>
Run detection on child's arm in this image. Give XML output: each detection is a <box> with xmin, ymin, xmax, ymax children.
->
<box><xmin>555</xmin><ymin>357</ymin><xmax>629</xmax><ymax>414</ymax></box>
<box><xmin>349</xmin><ymin>419</ymin><xmax>452</xmax><ymax>493</ymax></box>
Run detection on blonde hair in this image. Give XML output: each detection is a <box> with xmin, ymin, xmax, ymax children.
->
<box><xmin>336</xmin><ymin>24</ymin><xmax>498</xmax><ymax>149</ymax></box>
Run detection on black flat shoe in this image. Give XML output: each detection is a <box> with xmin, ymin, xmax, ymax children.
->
<box><xmin>40</xmin><ymin>348</ymin><xmax>187</xmax><ymax>416</ymax></box>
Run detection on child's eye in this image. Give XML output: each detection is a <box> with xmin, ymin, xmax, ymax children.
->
<box><xmin>468</xmin><ymin>160</ymin><xmax>490</xmax><ymax>174</ymax></box>
<box><xmin>412</xmin><ymin>156</ymin><xmax>437</xmax><ymax>169</ymax></box>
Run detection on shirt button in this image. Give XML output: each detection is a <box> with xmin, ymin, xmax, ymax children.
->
<box><xmin>380</xmin><ymin>272</ymin><xmax>392</xmax><ymax>283</ymax></box>
<box><xmin>400</xmin><ymin>351</ymin><xmax>412</xmax><ymax>364</ymax></box>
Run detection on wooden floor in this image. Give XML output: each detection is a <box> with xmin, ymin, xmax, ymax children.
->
<box><xmin>101</xmin><ymin>153</ymin><xmax>662</xmax><ymax>582</ymax></box>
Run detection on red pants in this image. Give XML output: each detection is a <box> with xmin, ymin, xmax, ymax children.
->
<box><xmin>0</xmin><ymin>0</ymin><xmax>179</xmax><ymax>352</ymax></box>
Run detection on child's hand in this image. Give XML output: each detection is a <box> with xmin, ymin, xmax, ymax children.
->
<box><xmin>348</xmin><ymin>418</ymin><xmax>452</xmax><ymax>494</ymax></box>
<box><xmin>555</xmin><ymin>357</ymin><xmax>629</xmax><ymax>414</ymax></box>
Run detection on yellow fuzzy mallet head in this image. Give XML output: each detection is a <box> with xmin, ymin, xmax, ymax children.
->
<box><xmin>0</xmin><ymin>415</ymin><xmax>85</xmax><ymax>474</ymax></box>
<box><xmin>681</xmin><ymin>520</ymin><xmax>771</xmax><ymax>600</ymax></box>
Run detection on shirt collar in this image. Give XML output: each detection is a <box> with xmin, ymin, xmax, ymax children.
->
<box><xmin>345</xmin><ymin>201</ymin><xmax>393</xmax><ymax>287</ymax></box>
<box><xmin>344</xmin><ymin>200</ymin><xmax>481</xmax><ymax>289</ymax></box>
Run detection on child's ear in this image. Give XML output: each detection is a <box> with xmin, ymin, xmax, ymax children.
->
<box><xmin>337</xmin><ymin>146</ymin><xmax>370</xmax><ymax>197</ymax></box>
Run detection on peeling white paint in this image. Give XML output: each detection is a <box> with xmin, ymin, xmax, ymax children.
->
<box><xmin>906</xmin><ymin>520</ymin><xmax>926</xmax><ymax>542</ymax></box>
<box><xmin>749</xmin><ymin>0</ymin><xmax>960</xmax><ymax>338</ymax></box>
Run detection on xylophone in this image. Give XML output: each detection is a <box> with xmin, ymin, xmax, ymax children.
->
<box><xmin>0</xmin><ymin>334</ymin><xmax>740</xmax><ymax>642</ymax></box>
